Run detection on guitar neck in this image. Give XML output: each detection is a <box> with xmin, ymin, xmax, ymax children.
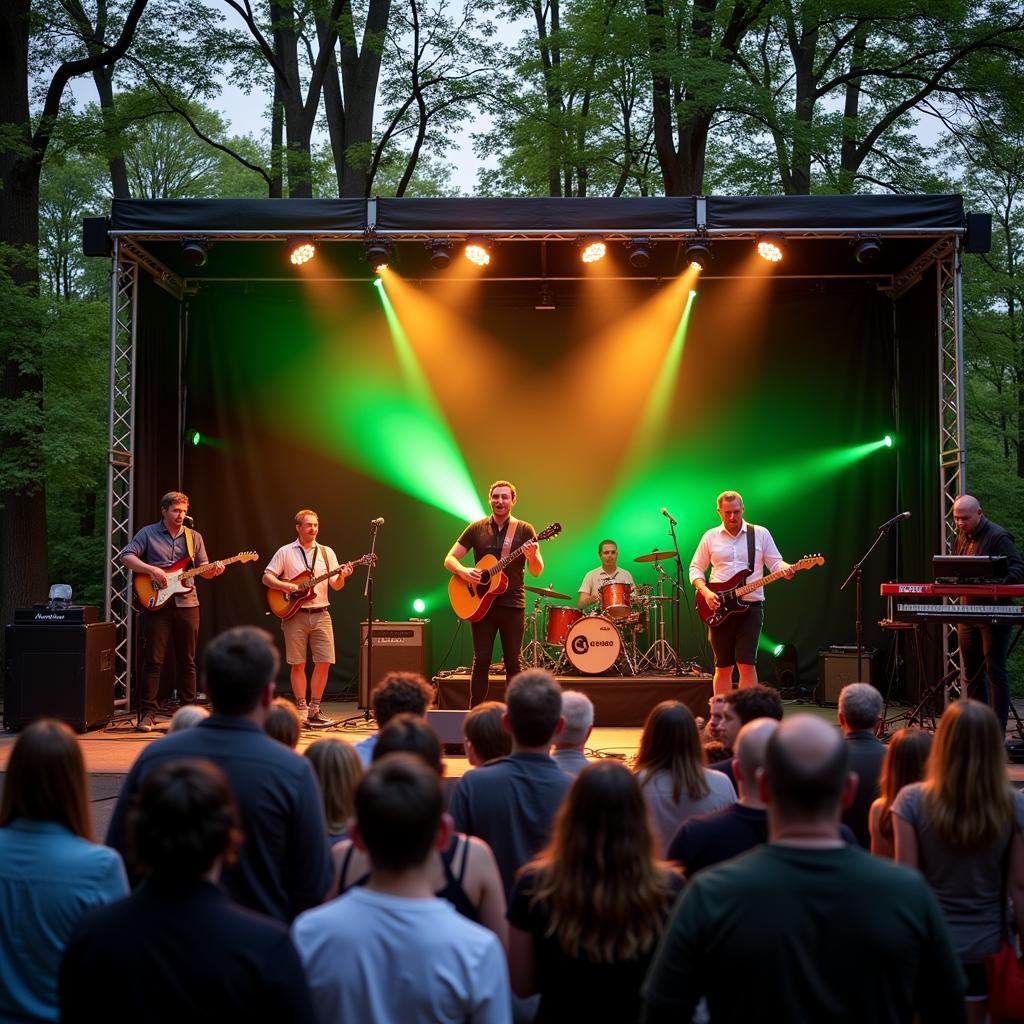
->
<box><xmin>178</xmin><ymin>553</ymin><xmax>247</xmax><ymax>582</ymax></box>
<box><xmin>306</xmin><ymin>563</ymin><xmax>352</xmax><ymax>588</ymax></box>
<box><xmin>735</xmin><ymin>566</ymin><xmax>793</xmax><ymax>598</ymax></box>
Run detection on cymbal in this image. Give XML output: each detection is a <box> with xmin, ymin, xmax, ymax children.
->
<box><xmin>634</xmin><ymin>550</ymin><xmax>679</xmax><ymax>563</ymax></box>
<box><xmin>525</xmin><ymin>584</ymin><xmax>572</xmax><ymax>600</ymax></box>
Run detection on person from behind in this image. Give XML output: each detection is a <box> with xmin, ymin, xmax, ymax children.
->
<box><xmin>304</xmin><ymin>738</ymin><xmax>363</xmax><ymax>845</ymax></box>
<box><xmin>643</xmin><ymin>715</ymin><xmax>966</xmax><ymax>1022</ymax></box>
<box><xmin>893</xmin><ymin>700</ymin><xmax>1024</xmax><ymax>1023</ymax></box>
<box><xmin>463</xmin><ymin>701</ymin><xmax>512</xmax><ymax>766</ymax></box>
<box><xmin>550</xmin><ymin>690</ymin><xmax>594</xmax><ymax>777</ymax></box>
<box><xmin>634</xmin><ymin>701</ymin><xmax>735</xmax><ymax>854</ymax></box>
<box><xmin>838</xmin><ymin>682</ymin><xmax>886</xmax><ymax>847</ymax></box>
<box><xmin>331</xmin><ymin>715</ymin><xmax>507</xmax><ymax>945</ymax></box>
<box><xmin>293</xmin><ymin>754</ymin><xmax>511</xmax><ymax>1024</ymax></box>
<box><xmin>449</xmin><ymin>669</ymin><xmax>572</xmax><ymax>897</ymax></box>
<box><xmin>60</xmin><ymin>761</ymin><xmax>315</xmax><ymax>1023</ymax></box>
<box><xmin>869</xmin><ymin>727</ymin><xmax>932</xmax><ymax>859</ymax></box>
<box><xmin>167</xmin><ymin>704</ymin><xmax>209</xmax><ymax>732</ymax></box>
<box><xmin>0</xmin><ymin>721</ymin><xmax>127</xmax><ymax>1023</ymax></box>
<box><xmin>508</xmin><ymin>762</ymin><xmax>682</xmax><ymax>1023</ymax></box>
<box><xmin>265</xmin><ymin>697</ymin><xmax>303</xmax><ymax>749</ymax></box>
<box><xmin>355</xmin><ymin>671</ymin><xmax>435</xmax><ymax>766</ymax></box>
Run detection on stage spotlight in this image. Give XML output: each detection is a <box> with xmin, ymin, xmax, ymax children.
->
<box><xmin>772</xmin><ymin>642</ymin><xmax>798</xmax><ymax>691</ymax></box>
<box><xmin>365</xmin><ymin>236</ymin><xmax>392</xmax><ymax>274</ymax></box>
<box><xmin>181</xmin><ymin>236</ymin><xmax>209</xmax><ymax>267</ymax></box>
<box><xmin>288</xmin><ymin>238</ymin><xmax>316</xmax><ymax>266</ymax></box>
<box><xmin>882</xmin><ymin>434</ymin><xmax>894</xmax><ymax>448</ymax></box>
<box><xmin>412</xmin><ymin>597</ymin><xmax>426</xmax><ymax>614</ymax></box>
<box><xmin>426</xmin><ymin>239</ymin><xmax>453</xmax><ymax>270</ymax></box>
<box><xmin>186</xmin><ymin>428</ymin><xmax>202</xmax><ymax>447</ymax></box>
<box><xmin>464</xmin><ymin>238</ymin><xmax>492</xmax><ymax>267</ymax></box>
<box><xmin>853</xmin><ymin>234</ymin><xmax>882</xmax><ymax>265</ymax></box>
<box><xmin>626</xmin><ymin>237</ymin><xmax>652</xmax><ymax>269</ymax></box>
<box><xmin>578</xmin><ymin>237</ymin><xmax>607</xmax><ymax>264</ymax></box>
<box><xmin>757</xmin><ymin>236</ymin><xmax>786</xmax><ymax>263</ymax></box>
<box><xmin>685</xmin><ymin>240</ymin><xmax>711</xmax><ymax>271</ymax></box>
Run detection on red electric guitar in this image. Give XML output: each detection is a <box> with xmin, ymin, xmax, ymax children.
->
<box><xmin>696</xmin><ymin>554</ymin><xmax>825</xmax><ymax>627</ymax></box>
<box><xmin>133</xmin><ymin>551</ymin><xmax>259</xmax><ymax>611</ymax></box>
<box><xmin>265</xmin><ymin>553</ymin><xmax>377</xmax><ymax>620</ymax></box>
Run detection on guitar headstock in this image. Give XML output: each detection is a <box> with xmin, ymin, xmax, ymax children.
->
<box><xmin>238</xmin><ymin>551</ymin><xmax>259</xmax><ymax>563</ymax></box>
<box><xmin>356</xmin><ymin>553</ymin><xmax>378</xmax><ymax>567</ymax></box>
<box><xmin>536</xmin><ymin>523</ymin><xmax>562</xmax><ymax>542</ymax></box>
<box><xmin>796</xmin><ymin>553</ymin><xmax>825</xmax><ymax>569</ymax></box>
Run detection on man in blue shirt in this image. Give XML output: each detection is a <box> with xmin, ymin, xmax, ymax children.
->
<box><xmin>120</xmin><ymin>490</ymin><xmax>224</xmax><ymax>731</ymax></box>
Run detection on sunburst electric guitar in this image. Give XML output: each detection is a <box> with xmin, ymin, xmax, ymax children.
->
<box><xmin>265</xmin><ymin>553</ymin><xmax>377</xmax><ymax>620</ymax></box>
<box><xmin>448</xmin><ymin>523</ymin><xmax>562</xmax><ymax>622</ymax></box>
<box><xmin>133</xmin><ymin>551</ymin><xmax>260</xmax><ymax>611</ymax></box>
<box><xmin>696</xmin><ymin>554</ymin><xmax>825</xmax><ymax>628</ymax></box>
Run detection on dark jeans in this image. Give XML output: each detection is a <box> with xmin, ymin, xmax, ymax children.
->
<box><xmin>958</xmin><ymin>621</ymin><xmax>1011</xmax><ymax>729</ymax></box>
<box><xmin>470</xmin><ymin>605</ymin><xmax>525</xmax><ymax>706</ymax></box>
<box><xmin>140</xmin><ymin>604</ymin><xmax>200</xmax><ymax>715</ymax></box>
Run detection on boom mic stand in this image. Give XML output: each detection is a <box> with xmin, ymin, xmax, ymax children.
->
<box><xmin>361</xmin><ymin>518</ymin><xmax>382</xmax><ymax>723</ymax></box>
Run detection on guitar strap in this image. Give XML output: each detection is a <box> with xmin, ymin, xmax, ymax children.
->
<box><xmin>300</xmin><ymin>544</ymin><xmax>319</xmax><ymax>575</ymax></box>
<box><xmin>500</xmin><ymin>518</ymin><xmax>519</xmax><ymax>561</ymax></box>
<box><xmin>184</xmin><ymin>526</ymin><xmax>196</xmax><ymax>565</ymax></box>
<box><xmin>747</xmin><ymin>524</ymin><xmax>756</xmax><ymax>573</ymax></box>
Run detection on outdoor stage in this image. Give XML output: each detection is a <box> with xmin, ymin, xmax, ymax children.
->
<box><xmin>433</xmin><ymin>672</ymin><xmax>713</xmax><ymax>726</ymax></box>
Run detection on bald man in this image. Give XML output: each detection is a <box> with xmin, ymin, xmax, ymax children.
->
<box><xmin>952</xmin><ymin>494</ymin><xmax>1024</xmax><ymax>733</ymax></box>
<box><xmin>643</xmin><ymin>715</ymin><xmax>965</xmax><ymax>1023</ymax></box>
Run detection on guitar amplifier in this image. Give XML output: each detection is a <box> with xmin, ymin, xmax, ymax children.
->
<box><xmin>817</xmin><ymin>648</ymin><xmax>877</xmax><ymax>705</ymax></box>
<box><xmin>14</xmin><ymin>605</ymin><xmax>98</xmax><ymax>624</ymax></box>
<box><xmin>358</xmin><ymin>620</ymin><xmax>432</xmax><ymax>708</ymax></box>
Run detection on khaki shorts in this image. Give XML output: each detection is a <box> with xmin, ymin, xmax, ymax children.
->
<box><xmin>282</xmin><ymin>608</ymin><xmax>335</xmax><ymax>665</ymax></box>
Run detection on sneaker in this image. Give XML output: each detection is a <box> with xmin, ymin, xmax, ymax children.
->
<box><xmin>295</xmin><ymin>702</ymin><xmax>309</xmax><ymax>722</ymax></box>
<box><xmin>306</xmin><ymin>707</ymin><xmax>335</xmax><ymax>728</ymax></box>
<box><xmin>137</xmin><ymin>713</ymin><xmax>157</xmax><ymax>733</ymax></box>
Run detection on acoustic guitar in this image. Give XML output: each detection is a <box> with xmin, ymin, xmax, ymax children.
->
<box><xmin>695</xmin><ymin>554</ymin><xmax>825</xmax><ymax>628</ymax></box>
<box><xmin>265</xmin><ymin>553</ymin><xmax>377</xmax><ymax>620</ymax></box>
<box><xmin>448</xmin><ymin>523</ymin><xmax>562</xmax><ymax>622</ymax></box>
<box><xmin>133</xmin><ymin>551</ymin><xmax>259</xmax><ymax>611</ymax></box>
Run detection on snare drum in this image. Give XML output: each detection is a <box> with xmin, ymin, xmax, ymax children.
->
<box><xmin>545</xmin><ymin>605</ymin><xmax>583</xmax><ymax>646</ymax></box>
<box><xmin>599</xmin><ymin>582</ymin><xmax>633</xmax><ymax>620</ymax></box>
<box><xmin>565</xmin><ymin>616</ymin><xmax>622</xmax><ymax>674</ymax></box>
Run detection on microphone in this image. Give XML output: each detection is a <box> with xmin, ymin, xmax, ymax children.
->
<box><xmin>879</xmin><ymin>511</ymin><xmax>911</xmax><ymax>530</ymax></box>
<box><xmin>183</xmin><ymin>514</ymin><xmax>195</xmax><ymax>524</ymax></box>
<box><xmin>660</xmin><ymin>507</ymin><xmax>678</xmax><ymax>526</ymax></box>
<box><xmin>370</xmin><ymin>517</ymin><xmax>385</xmax><ymax>527</ymax></box>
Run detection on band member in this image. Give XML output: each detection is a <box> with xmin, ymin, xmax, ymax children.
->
<box><xmin>689</xmin><ymin>490</ymin><xmax>792</xmax><ymax>696</ymax></box>
<box><xmin>445</xmin><ymin>480</ymin><xmax>542</xmax><ymax>705</ymax></box>
<box><xmin>577</xmin><ymin>539</ymin><xmax>635</xmax><ymax>609</ymax></box>
<box><xmin>121</xmin><ymin>491</ymin><xmax>224</xmax><ymax>732</ymax></box>
<box><xmin>952</xmin><ymin>494</ymin><xmax>1024</xmax><ymax>733</ymax></box>
<box><xmin>263</xmin><ymin>509</ymin><xmax>353</xmax><ymax>728</ymax></box>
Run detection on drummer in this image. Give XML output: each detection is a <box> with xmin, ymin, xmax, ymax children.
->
<box><xmin>577</xmin><ymin>539</ymin><xmax>635</xmax><ymax>609</ymax></box>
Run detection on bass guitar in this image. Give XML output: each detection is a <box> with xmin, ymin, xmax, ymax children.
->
<box><xmin>696</xmin><ymin>554</ymin><xmax>825</xmax><ymax>628</ymax></box>
<box><xmin>448</xmin><ymin>523</ymin><xmax>562</xmax><ymax>622</ymax></box>
<box><xmin>266</xmin><ymin>553</ymin><xmax>377</xmax><ymax>620</ymax></box>
<box><xmin>134</xmin><ymin>551</ymin><xmax>260</xmax><ymax>611</ymax></box>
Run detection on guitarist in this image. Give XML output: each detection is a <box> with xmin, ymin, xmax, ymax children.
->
<box><xmin>689</xmin><ymin>490</ymin><xmax>793</xmax><ymax>696</ymax></box>
<box><xmin>444</xmin><ymin>480</ymin><xmax>543</xmax><ymax>705</ymax></box>
<box><xmin>262</xmin><ymin>509</ymin><xmax>353</xmax><ymax>728</ymax></box>
<box><xmin>120</xmin><ymin>491</ymin><xmax>225</xmax><ymax>732</ymax></box>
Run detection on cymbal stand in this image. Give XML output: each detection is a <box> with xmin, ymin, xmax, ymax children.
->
<box><xmin>521</xmin><ymin>595</ymin><xmax>551</xmax><ymax>669</ymax></box>
<box><xmin>640</xmin><ymin>562</ymin><xmax>681</xmax><ymax>673</ymax></box>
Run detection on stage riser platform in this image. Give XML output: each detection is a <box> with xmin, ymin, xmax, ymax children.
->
<box><xmin>434</xmin><ymin>674</ymin><xmax>713</xmax><ymax>727</ymax></box>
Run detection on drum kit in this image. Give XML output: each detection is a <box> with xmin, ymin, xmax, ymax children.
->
<box><xmin>521</xmin><ymin>550</ymin><xmax>684</xmax><ymax>676</ymax></box>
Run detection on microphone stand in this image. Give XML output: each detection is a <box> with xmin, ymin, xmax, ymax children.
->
<box><xmin>362</xmin><ymin>521</ymin><xmax>381</xmax><ymax>723</ymax></box>
<box><xmin>664</xmin><ymin>516</ymin><xmax>684</xmax><ymax>675</ymax></box>
<box><xmin>840</xmin><ymin>522</ymin><xmax>895</xmax><ymax>682</ymax></box>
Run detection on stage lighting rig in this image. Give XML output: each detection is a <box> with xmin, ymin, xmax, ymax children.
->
<box><xmin>288</xmin><ymin>238</ymin><xmax>317</xmax><ymax>266</ymax></box>
<box><xmin>181</xmin><ymin>236</ymin><xmax>209</xmax><ymax>267</ymax></box>
<box><xmin>685</xmin><ymin>240</ymin><xmax>711</xmax><ymax>271</ymax></box>
<box><xmin>426</xmin><ymin>239</ymin><xmax>453</xmax><ymax>270</ymax></box>
<box><xmin>756</xmin><ymin>236</ymin><xmax>786</xmax><ymax>263</ymax></box>
<box><xmin>365</xmin><ymin>236</ymin><xmax>393</xmax><ymax>274</ymax></box>
<box><xmin>625</xmin><ymin>237</ymin><xmax>652</xmax><ymax>269</ymax></box>
<box><xmin>464</xmin><ymin>238</ymin><xmax>492</xmax><ymax>267</ymax></box>
<box><xmin>852</xmin><ymin>234</ymin><xmax>882</xmax><ymax>265</ymax></box>
<box><xmin>578</xmin><ymin>237</ymin><xmax>607</xmax><ymax>264</ymax></box>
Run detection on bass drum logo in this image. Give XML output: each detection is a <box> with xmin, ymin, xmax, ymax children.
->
<box><xmin>571</xmin><ymin>635</ymin><xmax>590</xmax><ymax>654</ymax></box>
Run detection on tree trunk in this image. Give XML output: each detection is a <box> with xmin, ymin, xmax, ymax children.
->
<box><xmin>92</xmin><ymin>65</ymin><xmax>131</xmax><ymax>198</ymax></box>
<box><xmin>838</xmin><ymin>24</ymin><xmax>868</xmax><ymax>193</ymax></box>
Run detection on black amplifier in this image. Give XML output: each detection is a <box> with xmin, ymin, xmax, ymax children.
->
<box><xmin>13</xmin><ymin>605</ymin><xmax>98</xmax><ymax>625</ymax></box>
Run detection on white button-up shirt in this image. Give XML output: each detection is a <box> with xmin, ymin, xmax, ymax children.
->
<box><xmin>689</xmin><ymin>521</ymin><xmax>785</xmax><ymax>602</ymax></box>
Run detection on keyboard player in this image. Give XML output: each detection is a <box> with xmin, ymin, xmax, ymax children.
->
<box><xmin>952</xmin><ymin>495</ymin><xmax>1024</xmax><ymax>733</ymax></box>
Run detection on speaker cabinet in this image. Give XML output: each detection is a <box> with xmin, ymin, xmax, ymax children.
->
<box><xmin>965</xmin><ymin>212</ymin><xmax>992</xmax><ymax>254</ymax></box>
<box><xmin>817</xmin><ymin>649</ymin><xmax>876</xmax><ymax>705</ymax></box>
<box><xmin>358</xmin><ymin>620</ymin><xmax>432</xmax><ymax>708</ymax></box>
<box><xmin>4</xmin><ymin>622</ymin><xmax>116</xmax><ymax>732</ymax></box>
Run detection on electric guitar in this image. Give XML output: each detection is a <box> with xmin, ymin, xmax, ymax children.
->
<box><xmin>448</xmin><ymin>523</ymin><xmax>562</xmax><ymax>622</ymax></box>
<box><xmin>134</xmin><ymin>551</ymin><xmax>260</xmax><ymax>611</ymax></box>
<box><xmin>266</xmin><ymin>553</ymin><xmax>377</xmax><ymax>620</ymax></box>
<box><xmin>696</xmin><ymin>554</ymin><xmax>825</xmax><ymax>628</ymax></box>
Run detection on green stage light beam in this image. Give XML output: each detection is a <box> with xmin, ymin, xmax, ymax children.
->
<box><xmin>412</xmin><ymin>597</ymin><xmax>427</xmax><ymax>614</ymax></box>
<box><xmin>758</xmin><ymin>633</ymin><xmax>783</xmax><ymax>656</ymax></box>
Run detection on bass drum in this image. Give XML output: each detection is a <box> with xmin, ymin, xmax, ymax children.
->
<box><xmin>565</xmin><ymin>616</ymin><xmax>622</xmax><ymax>675</ymax></box>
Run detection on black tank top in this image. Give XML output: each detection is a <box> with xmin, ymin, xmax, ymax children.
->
<box><xmin>338</xmin><ymin>832</ymin><xmax>479</xmax><ymax>922</ymax></box>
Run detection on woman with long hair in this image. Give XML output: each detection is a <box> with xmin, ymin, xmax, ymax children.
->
<box><xmin>894</xmin><ymin>700</ymin><xmax>1024</xmax><ymax>1024</ymax></box>
<box><xmin>868</xmin><ymin>727</ymin><xmax>932</xmax><ymax>859</ymax></box>
<box><xmin>634</xmin><ymin>700</ymin><xmax>736</xmax><ymax>852</ymax></box>
<box><xmin>508</xmin><ymin>761</ymin><xmax>683</xmax><ymax>1023</ymax></box>
<box><xmin>0</xmin><ymin>720</ymin><xmax>127</xmax><ymax>1022</ymax></box>
<box><xmin>304</xmin><ymin>737</ymin><xmax>363</xmax><ymax>844</ymax></box>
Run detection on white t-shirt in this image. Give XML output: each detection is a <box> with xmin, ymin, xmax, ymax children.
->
<box><xmin>264</xmin><ymin>541</ymin><xmax>340</xmax><ymax>609</ymax></box>
<box><xmin>578</xmin><ymin>566</ymin><xmax>635</xmax><ymax>599</ymax></box>
<box><xmin>292</xmin><ymin>887</ymin><xmax>511</xmax><ymax>1024</ymax></box>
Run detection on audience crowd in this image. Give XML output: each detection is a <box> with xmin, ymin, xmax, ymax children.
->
<box><xmin>6</xmin><ymin>622</ymin><xmax>1023</xmax><ymax>1023</ymax></box>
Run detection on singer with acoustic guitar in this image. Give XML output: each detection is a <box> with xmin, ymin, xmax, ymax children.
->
<box><xmin>689</xmin><ymin>490</ymin><xmax>794</xmax><ymax>696</ymax></box>
<box><xmin>263</xmin><ymin>509</ymin><xmax>353</xmax><ymax>728</ymax></box>
<box><xmin>445</xmin><ymin>480</ymin><xmax>543</xmax><ymax>706</ymax></box>
<box><xmin>121</xmin><ymin>491</ymin><xmax>225</xmax><ymax>732</ymax></box>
